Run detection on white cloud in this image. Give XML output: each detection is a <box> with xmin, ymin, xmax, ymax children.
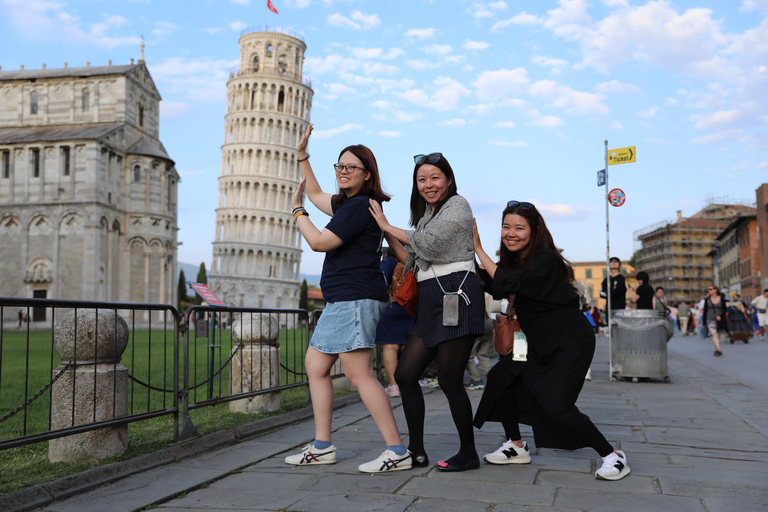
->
<box><xmin>528</xmin><ymin>116</ymin><xmax>564</xmax><ymax>128</ymax></box>
<box><xmin>463</xmin><ymin>103</ymin><xmax>495</xmax><ymax>115</ymax></box>
<box><xmin>665</xmin><ymin>97</ymin><xmax>678</xmax><ymax>106</ymax></box>
<box><xmin>231</xmin><ymin>0</ymin><xmax>250</xmax><ymax>4</ymax></box>
<box><xmin>422</xmin><ymin>44</ymin><xmax>453</xmax><ymax>57</ymax></box>
<box><xmin>405</xmin><ymin>28</ymin><xmax>436</xmax><ymax>40</ymax></box>
<box><xmin>529</xmin><ymin>80</ymin><xmax>609</xmax><ymax>116</ymax></box>
<box><xmin>492</xmin><ymin>12</ymin><xmax>541</xmax><ymax>33</ymax></box>
<box><xmin>313</xmin><ymin>123</ymin><xmax>364</xmax><ymax>139</ymax></box>
<box><xmin>464</xmin><ymin>39</ymin><xmax>490</xmax><ymax>51</ymax></box>
<box><xmin>152</xmin><ymin>22</ymin><xmax>178</xmax><ymax>37</ymax></box>
<box><xmin>229</xmin><ymin>21</ymin><xmax>247</xmax><ymax>31</ymax></box>
<box><xmin>691</xmin><ymin>110</ymin><xmax>742</xmax><ymax>130</ymax></box>
<box><xmin>531</xmin><ymin>55</ymin><xmax>569</xmax><ymax>74</ymax></box>
<box><xmin>203</xmin><ymin>27</ymin><xmax>223</xmax><ymax>35</ymax></box>
<box><xmin>351</xmin><ymin>47</ymin><xmax>405</xmax><ymax>60</ymax></box>
<box><xmin>149</xmin><ymin>57</ymin><xmax>239</xmax><ymax>102</ymax></box>
<box><xmin>594</xmin><ymin>80</ymin><xmax>640</xmax><ymax>94</ymax></box>
<box><xmin>327</xmin><ymin>83</ymin><xmax>355</xmax><ymax>95</ymax></box>
<box><xmin>159</xmin><ymin>100</ymin><xmax>191</xmax><ymax>120</ymax></box>
<box><xmin>1</xmin><ymin>2</ymin><xmax>141</xmax><ymax>48</ymax></box>
<box><xmin>328</xmin><ymin>11</ymin><xmax>381</xmax><ymax>30</ymax></box>
<box><xmin>691</xmin><ymin>129</ymin><xmax>743</xmax><ymax>144</ymax></box>
<box><xmin>493</xmin><ymin>121</ymin><xmax>516</xmax><ymax>128</ymax></box>
<box><xmin>470</xmin><ymin>1</ymin><xmax>508</xmax><ymax>19</ymax></box>
<box><xmin>536</xmin><ymin>203</ymin><xmax>586</xmax><ymax>220</ymax></box>
<box><xmin>741</xmin><ymin>0</ymin><xmax>768</xmax><ymax>13</ymax></box>
<box><xmin>473</xmin><ymin>68</ymin><xmax>530</xmax><ymax>100</ymax></box>
<box><xmin>395</xmin><ymin>76</ymin><xmax>471</xmax><ymax>112</ymax></box>
<box><xmin>440</xmin><ymin>119</ymin><xmax>467</xmax><ymax>126</ymax></box>
<box><xmin>405</xmin><ymin>60</ymin><xmax>438</xmax><ymax>71</ymax></box>
<box><xmin>636</xmin><ymin>107</ymin><xmax>658</xmax><ymax>118</ymax></box>
<box><xmin>378</xmin><ymin>131</ymin><xmax>403</xmax><ymax>137</ymax></box>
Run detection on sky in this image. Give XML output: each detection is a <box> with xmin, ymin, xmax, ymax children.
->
<box><xmin>1</xmin><ymin>0</ymin><xmax>767</xmax><ymax>276</ymax></box>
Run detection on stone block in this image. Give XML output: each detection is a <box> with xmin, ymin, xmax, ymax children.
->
<box><xmin>53</xmin><ymin>309</ymin><xmax>129</xmax><ymax>362</ymax></box>
<box><xmin>231</xmin><ymin>312</ymin><xmax>279</xmax><ymax>345</ymax></box>
<box><xmin>229</xmin><ymin>343</ymin><xmax>280</xmax><ymax>414</ymax></box>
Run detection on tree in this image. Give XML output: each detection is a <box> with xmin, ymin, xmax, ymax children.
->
<box><xmin>299</xmin><ymin>279</ymin><xmax>308</xmax><ymax>310</ymax></box>
<box><xmin>177</xmin><ymin>269</ymin><xmax>188</xmax><ymax>310</ymax></box>
<box><xmin>629</xmin><ymin>250</ymin><xmax>640</xmax><ymax>269</ymax></box>
<box><xmin>194</xmin><ymin>262</ymin><xmax>207</xmax><ymax>305</ymax></box>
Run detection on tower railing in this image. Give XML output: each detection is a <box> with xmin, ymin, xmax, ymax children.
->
<box><xmin>229</xmin><ymin>66</ymin><xmax>312</xmax><ymax>87</ymax></box>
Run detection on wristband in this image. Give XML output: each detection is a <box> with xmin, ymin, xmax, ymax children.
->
<box><xmin>297</xmin><ymin>154</ymin><xmax>309</xmax><ymax>162</ymax></box>
<box><xmin>294</xmin><ymin>210</ymin><xmax>308</xmax><ymax>221</ymax></box>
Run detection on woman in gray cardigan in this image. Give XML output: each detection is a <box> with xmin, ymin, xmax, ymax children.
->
<box><xmin>369</xmin><ymin>153</ymin><xmax>485</xmax><ymax>472</ymax></box>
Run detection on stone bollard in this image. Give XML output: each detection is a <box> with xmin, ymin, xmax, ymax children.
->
<box><xmin>49</xmin><ymin>309</ymin><xmax>129</xmax><ymax>462</ymax></box>
<box><xmin>229</xmin><ymin>313</ymin><xmax>281</xmax><ymax>414</ymax></box>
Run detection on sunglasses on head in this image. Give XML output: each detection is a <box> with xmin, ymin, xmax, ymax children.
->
<box><xmin>414</xmin><ymin>153</ymin><xmax>442</xmax><ymax>165</ymax></box>
<box><xmin>507</xmin><ymin>200</ymin><xmax>535</xmax><ymax>210</ymax></box>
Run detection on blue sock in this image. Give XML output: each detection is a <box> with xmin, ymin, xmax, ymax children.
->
<box><xmin>388</xmin><ymin>444</ymin><xmax>407</xmax><ymax>456</ymax></box>
<box><xmin>314</xmin><ymin>439</ymin><xmax>332</xmax><ymax>449</ymax></box>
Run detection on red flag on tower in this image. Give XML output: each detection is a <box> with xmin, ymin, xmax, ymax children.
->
<box><xmin>267</xmin><ymin>0</ymin><xmax>278</xmax><ymax>14</ymax></box>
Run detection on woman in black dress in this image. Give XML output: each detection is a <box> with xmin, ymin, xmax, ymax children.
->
<box><xmin>472</xmin><ymin>201</ymin><xmax>630</xmax><ymax>481</ymax></box>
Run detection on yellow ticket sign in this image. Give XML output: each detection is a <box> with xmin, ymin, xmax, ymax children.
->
<box><xmin>607</xmin><ymin>146</ymin><xmax>636</xmax><ymax>165</ymax></box>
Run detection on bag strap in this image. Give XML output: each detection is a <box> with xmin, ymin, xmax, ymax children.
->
<box><xmin>504</xmin><ymin>294</ymin><xmax>516</xmax><ymax>318</ymax></box>
<box><xmin>430</xmin><ymin>266</ymin><xmax>472</xmax><ymax>305</ymax></box>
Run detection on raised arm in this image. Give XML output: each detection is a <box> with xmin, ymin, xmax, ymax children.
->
<box><xmin>292</xmin><ymin>177</ymin><xmax>343</xmax><ymax>252</ymax></box>
<box><xmin>473</xmin><ymin>219</ymin><xmax>497</xmax><ymax>279</ymax></box>
<box><xmin>297</xmin><ymin>124</ymin><xmax>334</xmax><ymax>217</ymax></box>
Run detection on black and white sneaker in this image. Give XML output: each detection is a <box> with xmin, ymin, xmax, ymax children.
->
<box><xmin>483</xmin><ymin>439</ymin><xmax>531</xmax><ymax>464</ymax></box>
<box><xmin>285</xmin><ymin>443</ymin><xmax>337</xmax><ymax>465</ymax></box>
<box><xmin>358</xmin><ymin>449</ymin><xmax>412</xmax><ymax>473</ymax></box>
<box><xmin>595</xmin><ymin>450</ymin><xmax>630</xmax><ymax>480</ymax></box>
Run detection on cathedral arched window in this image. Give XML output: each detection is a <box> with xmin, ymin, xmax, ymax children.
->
<box><xmin>295</xmin><ymin>49</ymin><xmax>300</xmax><ymax>69</ymax></box>
<box><xmin>278</xmin><ymin>55</ymin><xmax>287</xmax><ymax>75</ymax></box>
<box><xmin>30</xmin><ymin>91</ymin><xmax>38</xmax><ymax>115</ymax></box>
<box><xmin>133</xmin><ymin>165</ymin><xmax>141</xmax><ymax>182</ymax></box>
<box><xmin>252</xmin><ymin>55</ymin><xmax>259</xmax><ymax>72</ymax></box>
<box><xmin>277</xmin><ymin>91</ymin><xmax>285</xmax><ymax>112</ymax></box>
<box><xmin>266</xmin><ymin>44</ymin><xmax>273</xmax><ymax>58</ymax></box>
<box><xmin>82</xmin><ymin>89</ymin><xmax>90</xmax><ymax>112</ymax></box>
<box><xmin>139</xmin><ymin>105</ymin><xmax>144</xmax><ymax>127</ymax></box>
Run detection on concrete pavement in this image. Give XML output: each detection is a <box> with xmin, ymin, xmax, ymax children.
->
<box><xmin>13</xmin><ymin>333</ymin><xmax>768</xmax><ymax>511</ymax></box>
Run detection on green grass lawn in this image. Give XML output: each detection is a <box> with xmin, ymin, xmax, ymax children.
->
<box><xmin>0</xmin><ymin>319</ymin><xmax>351</xmax><ymax>496</ymax></box>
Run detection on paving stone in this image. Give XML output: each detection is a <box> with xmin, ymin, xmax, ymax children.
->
<box><xmin>657</xmin><ymin>476</ymin><xmax>768</xmax><ymax>502</ymax></box>
<box><xmin>405</xmin><ymin>497</ymin><xmax>490</xmax><ymax>512</ymax></box>
<box><xmin>297</xmin><ymin>471</ymin><xmax>414</xmax><ymax>493</ymax></box>
<box><xmin>208</xmin><ymin>472</ymin><xmax>315</xmax><ymax>490</ymax></box>
<box><xmin>0</xmin><ymin>486</ymin><xmax>53</xmax><ymax>512</ymax></box>
<box><xmin>493</xmin><ymin>505</ymin><xmax>586</xmax><ymax>512</ymax></box>
<box><xmin>701</xmin><ymin>495</ymin><xmax>768</xmax><ymax>512</ymax></box>
<box><xmin>287</xmin><ymin>491</ymin><xmax>415</xmax><ymax>512</ymax></box>
<box><xmin>177</xmin><ymin>440</ymin><xmax>295</xmax><ymax>470</ymax></box>
<box><xmin>399</xmin><ymin>477</ymin><xmax>555</xmax><ymax>505</ymax></box>
<box><xmin>553</xmin><ymin>487</ymin><xmax>706</xmax><ymax>512</ymax></box>
<box><xmin>41</xmin><ymin>467</ymin><xmax>225</xmax><ymax>512</ymax></box>
<box><xmin>164</xmin><ymin>487</ymin><xmax>308</xmax><ymax>511</ymax></box>
<box><xmin>425</xmin><ymin>464</ymin><xmax>538</xmax><ymax>484</ymax></box>
<box><xmin>536</xmin><ymin>470</ymin><xmax>658</xmax><ymax>493</ymax></box>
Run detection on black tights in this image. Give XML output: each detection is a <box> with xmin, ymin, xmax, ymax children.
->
<box><xmin>394</xmin><ymin>334</ymin><xmax>478</xmax><ymax>465</ymax></box>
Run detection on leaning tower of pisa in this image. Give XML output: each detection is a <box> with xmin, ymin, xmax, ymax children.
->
<box><xmin>208</xmin><ymin>28</ymin><xmax>313</xmax><ymax>308</ymax></box>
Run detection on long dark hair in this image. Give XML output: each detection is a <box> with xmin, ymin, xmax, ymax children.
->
<box><xmin>497</xmin><ymin>203</ymin><xmax>574</xmax><ymax>282</ymax></box>
<box><xmin>332</xmin><ymin>144</ymin><xmax>391</xmax><ymax>207</ymax></box>
<box><xmin>409</xmin><ymin>154</ymin><xmax>458</xmax><ymax>227</ymax></box>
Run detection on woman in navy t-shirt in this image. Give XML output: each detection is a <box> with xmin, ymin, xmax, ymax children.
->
<box><xmin>284</xmin><ymin>124</ymin><xmax>411</xmax><ymax>474</ymax></box>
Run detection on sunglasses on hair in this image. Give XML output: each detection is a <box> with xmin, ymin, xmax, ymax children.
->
<box><xmin>414</xmin><ymin>153</ymin><xmax>442</xmax><ymax>165</ymax></box>
<box><xmin>507</xmin><ymin>200</ymin><xmax>535</xmax><ymax>210</ymax></box>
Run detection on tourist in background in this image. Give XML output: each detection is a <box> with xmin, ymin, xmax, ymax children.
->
<box><xmin>703</xmin><ymin>285</ymin><xmax>727</xmax><ymax>356</ymax></box>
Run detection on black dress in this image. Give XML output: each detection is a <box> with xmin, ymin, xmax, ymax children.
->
<box><xmin>473</xmin><ymin>251</ymin><xmax>613</xmax><ymax>456</ymax></box>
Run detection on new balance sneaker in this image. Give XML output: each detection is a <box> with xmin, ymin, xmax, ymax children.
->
<box><xmin>358</xmin><ymin>449</ymin><xmax>412</xmax><ymax>473</ymax></box>
<box><xmin>483</xmin><ymin>440</ymin><xmax>531</xmax><ymax>464</ymax></box>
<box><xmin>285</xmin><ymin>443</ymin><xmax>337</xmax><ymax>465</ymax></box>
<box><xmin>595</xmin><ymin>450</ymin><xmax>630</xmax><ymax>480</ymax></box>
<box><xmin>465</xmin><ymin>380</ymin><xmax>485</xmax><ymax>390</ymax></box>
<box><xmin>419</xmin><ymin>378</ymin><xmax>439</xmax><ymax>388</ymax></box>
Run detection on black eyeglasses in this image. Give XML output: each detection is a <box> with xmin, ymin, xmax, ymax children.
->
<box><xmin>333</xmin><ymin>163</ymin><xmax>364</xmax><ymax>174</ymax></box>
<box><xmin>414</xmin><ymin>153</ymin><xmax>442</xmax><ymax>165</ymax></box>
<box><xmin>507</xmin><ymin>200</ymin><xmax>535</xmax><ymax>210</ymax></box>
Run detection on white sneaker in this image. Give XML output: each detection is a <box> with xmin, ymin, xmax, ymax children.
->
<box><xmin>358</xmin><ymin>449</ymin><xmax>412</xmax><ymax>473</ymax></box>
<box><xmin>483</xmin><ymin>440</ymin><xmax>531</xmax><ymax>464</ymax></box>
<box><xmin>285</xmin><ymin>443</ymin><xmax>337</xmax><ymax>465</ymax></box>
<box><xmin>595</xmin><ymin>450</ymin><xmax>630</xmax><ymax>480</ymax></box>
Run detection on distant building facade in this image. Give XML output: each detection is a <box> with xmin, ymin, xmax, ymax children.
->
<box><xmin>208</xmin><ymin>29</ymin><xmax>313</xmax><ymax>308</ymax></box>
<box><xmin>634</xmin><ymin>201</ymin><xmax>756</xmax><ymax>304</ymax></box>
<box><xmin>756</xmin><ymin>184</ymin><xmax>768</xmax><ymax>291</ymax></box>
<box><xmin>713</xmin><ymin>216</ymin><xmax>760</xmax><ymax>302</ymax></box>
<box><xmin>0</xmin><ymin>59</ymin><xmax>178</xmax><ymax>320</ymax></box>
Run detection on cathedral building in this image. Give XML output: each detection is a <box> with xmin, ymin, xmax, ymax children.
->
<box><xmin>0</xmin><ymin>53</ymin><xmax>179</xmax><ymax>321</ymax></box>
<box><xmin>208</xmin><ymin>29</ymin><xmax>313</xmax><ymax>308</ymax></box>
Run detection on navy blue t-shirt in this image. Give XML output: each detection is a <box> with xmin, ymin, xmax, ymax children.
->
<box><xmin>319</xmin><ymin>195</ymin><xmax>388</xmax><ymax>303</ymax></box>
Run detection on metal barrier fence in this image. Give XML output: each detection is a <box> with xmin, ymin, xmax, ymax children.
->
<box><xmin>0</xmin><ymin>297</ymin><xmax>179</xmax><ymax>451</ymax></box>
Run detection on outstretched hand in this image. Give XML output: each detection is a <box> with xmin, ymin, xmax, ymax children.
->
<box><xmin>297</xmin><ymin>124</ymin><xmax>313</xmax><ymax>155</ymax></box>
<box><xmin>368</xmin><ymin>199</ymin><xmax>390</xmax><ymax>231</ymax></box>
<box><xmin>472</xmin><ymin>218</ymin><xmax>483</xmax><ymax>252</ymax></box>
<box><xmin>292</xmin><ymin>177</ymin><xmax>307</xmax><ymax>210</ymax></box>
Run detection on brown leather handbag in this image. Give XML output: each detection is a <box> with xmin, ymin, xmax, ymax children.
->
<box><xmin>394</xmin><ymin>269</ymin><xmax>418</xmax><ymax>317</ymax></box>
<box><xmin>494</xmin><ymin>295</ymin><xmax>520</xmax><ymax>356</ymax></box>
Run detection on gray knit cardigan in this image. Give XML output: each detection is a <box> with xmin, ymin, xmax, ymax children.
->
<box><xmin>404</xmin><ymin>194</ymin><xmax>475</xmax><ymax>274</ymax></box>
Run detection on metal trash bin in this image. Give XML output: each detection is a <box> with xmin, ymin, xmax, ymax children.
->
<box><xmin>610</xmin><ymin>309</ymin><xmax>669</xmax><ymax>382</ymax></box>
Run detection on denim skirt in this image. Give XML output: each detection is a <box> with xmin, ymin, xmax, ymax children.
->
<box><xmin>310</xmin><ymin>299</ymin><xmax>387</xmax><ymax>354</ymax></box>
